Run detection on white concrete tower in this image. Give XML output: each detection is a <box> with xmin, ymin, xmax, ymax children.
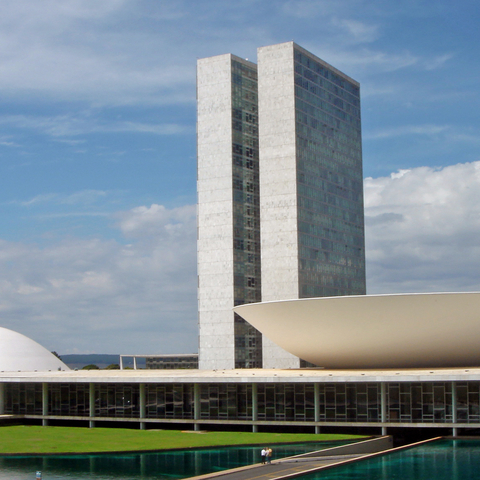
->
<box><xmin>258</xmin><ymin>42</ymin><xmax>366</xmax><ymax>368</ymax></box>
<box><xmin>197</xmin><ymin>54</ymin><xmax>262</xmax><ymax>370</ymax></box>
<box><xmin>197</xmin><ymin>43</ymin><xmax>366</xmax><ymax>370</ymax></box>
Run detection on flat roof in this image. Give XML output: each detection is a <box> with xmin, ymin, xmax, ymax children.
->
<box><xmin>121</xmin><ymin>354</ymin><xmax>198</xmax><ymax>358</ymax></box>
<box><xmin>1</xmin><ymin>367</ymin><xmax>480</xmax><ymax>384</ymax></box>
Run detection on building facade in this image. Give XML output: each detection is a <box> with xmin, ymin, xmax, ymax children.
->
<box><xmin>145</xmin><ymin>354</ymin><xmax>199</xmax><ymax>370</ymax></box>
<box><xmin>1</xmin><ymin>369</ymin><xmax>479</xmax><ymax>437</ymax></box>
<box><xmin>258</xmin><ymin>43</ymin><xmax>366</xmax><ymax>367</ymax></box>
<box><xmin>197</xmin><ymin>54</ymin><xmax>263</xmax><ymax>370</ymax></box>
<box><xmin>197</xmin><ymin>42</ymin><xmax>366</xmax><ymax>370</ymax></box>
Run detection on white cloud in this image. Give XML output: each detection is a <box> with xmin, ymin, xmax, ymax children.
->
<box><xmin>281</xmin><ymin>0</ymin><xmax>365</xmax><ymax>19</ymax></box>
<box><xmin>365</xmin><ymin>124</ymin><xmax>449</xmax><ymax>140</ymax></box>
<box><xmin>0</xmin><ymin>1</ymin><xmax>194</xmax><ymax>106</ymax></box>
<box><xmin>338</xmin><ymin>49</ymin><xmax>419</xmax><ymax>72</ymax></box>
<box><xmin>0</xmin><ymin>203</ymin><xmax>197</xmax><ymax>355</ymax></box>
<box><xmin>112</xmin><ymin>122</ymin><xmax>192</xmax><ymax>136</ymax></box>
<box><xmin>0</xmin><ymin>0</ymin><xmax>449</xmax><ymax>109</ymax></box>
<box><xmin>330</xmin><ymin>18</ymin><xmax>380</xmax><ymax>43</ymax></box>
<box><xmin>0</xmin><ymin>137</ymin><xmax>19</xmax><ymax>147</ymax></box>
<box><xmin>117</xmin><ymin>204</ymin><xmax>196</xmax><ymax>238</ymax></box>
<box><xmin>365</xmin><ymin>161</ymin><xmax>480</xmax><ymax>294</ymax></box>
<box><xmin>0</xmin><ymin>114</ymin><xmax>191</xmax><ymax>138</ymax></box>
<box><xmin>4</xmin><ymin>162</ymin><xmax>480</xmax><ymax>354</ymax></box>
<box><xmin>18</xmin><ymin>190</ymin><xmax>108</xmax><ymax>207</ymax></box>
<box><xmin>424</xmin><ymin>53</ymin><xmax>454</xmax><ymax>71</ymax></box>
<box><xmin>19</xmin><ymin>193</ymin><xmax>59</xmax><ymax>206</ymax></box>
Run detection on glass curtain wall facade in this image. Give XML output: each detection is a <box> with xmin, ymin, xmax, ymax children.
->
<box><xmin>200</xmin><ymin>383</ymin><xmax>253</xmax><ymax>420</ymax></box>
<box><xmin>257</xmin><ymin>42</ymin><xmax>366</xmax><ymax>368</ymax></box>
<box><xmin>3</xmin><ymin>381</ymin><xmax>480</xmax><ymax>427</ymax></box>
<box><xmin>3</xmin><ymin>383</ymin><xmax>43</xmax><ymax>415</ymax></box>
<box><xmin>231</xmin><ymin>59</ymin><xmax>263</xmax><ymax>369</ymax></box>
<box><xmin>294</xmin><ymin>47</ymin><xmax>366</xmax><ymax>297</ymax></box>
<box><xmin>146</xmin><ymin>384</ymin><xmax>194</xmax><ymax>419</ymax></box>
<box><xmin>49</xmin><ymin>383</ymin><xmax>89</xmax><ymax>416</ymax></box>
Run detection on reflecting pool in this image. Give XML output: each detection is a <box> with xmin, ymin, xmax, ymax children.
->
<box><xmin>300</xmin><ymin>439</ymin><xmax>480</xmax><ymax>480</ymax></box>
<box><xmin>0</xmin><ymin>441</ymin><xmax>350</xmax><ymax>480</ymax></box>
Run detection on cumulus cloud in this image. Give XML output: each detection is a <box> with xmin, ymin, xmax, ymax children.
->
<box><xmin>365</xmin><ymin>162</ymin><xmax>480</xmax><ymax>294</ymax></box>
<box><xmin>3</xmin><ymin>162</ymin><xmax>480</xmax><ymax>354</ymax></box>
<box><xmin>118</xmin><ymin>204</ymin><xmax>196</xmax><ymax>239</ymax></box>
<box><xmin>0</xmin><ymin>203</ymin><xmax>197</xmax><ymax>355</ymax></box>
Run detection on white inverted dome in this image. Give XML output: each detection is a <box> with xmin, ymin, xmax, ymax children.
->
<box><xmin>234</xmin><ymin>292</ymin><xmax>480</xmax><ymax>369</ymax></box>
<box><xmin>0</xmin><ymin>326</ymin><xmax>70</xmax><ymax>372</ymax></box>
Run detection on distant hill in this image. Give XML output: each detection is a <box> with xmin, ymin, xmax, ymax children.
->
<box><xmin>60</xmin><ymin>354</ymin><xmax>145</xmax><ymax>369</ymax></box>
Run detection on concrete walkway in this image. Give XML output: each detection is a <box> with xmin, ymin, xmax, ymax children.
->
<box><xmin>188</xmin><ymin>454</ymin><xmax>367</xmax><ymax>480</ymax></box>
<box><xmin>188</xmin><ymin>436</ymin><xmax>440</xmax><ymax>480</ymax></box>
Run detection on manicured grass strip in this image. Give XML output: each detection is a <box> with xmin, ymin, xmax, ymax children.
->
<box><xmin>0</xmin><ymin>426</ymin><xmax>366</xmax><ymax>454</ymax></box>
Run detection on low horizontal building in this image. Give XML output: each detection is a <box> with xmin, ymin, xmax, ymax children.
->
<box><xmin>1</xmin><ymin>367</ymin><xmax>480</xmax><ymax>436</ymax></box>
<box><xmin>2</xmin><ymin>292</ymin><xmax>480</xmax><ymax>437</ymax></box>
<box><xmin>119</xmin><ymin>354</ymin><xmax>198</xmax><ymax>370</ymax></box>
<box><xmin>145</xmin><ymin>354</ymin><xmax>198</xmax><ymax>370</ymax></box>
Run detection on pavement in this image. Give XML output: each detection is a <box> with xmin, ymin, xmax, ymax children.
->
<box><xmin>188</xmin><ymin>453</ymin><xmax>367</xmax><ymax>480</ymax></box>
<box><xmin>187</xmin><ymin>436</ymin><xmax>437</xmax><ymax>480</ymax></box>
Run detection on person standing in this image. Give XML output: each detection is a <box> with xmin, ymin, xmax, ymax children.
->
<box><xmin>266</xmin><ymin>447</ymin><xmax>272</xmax><ymax>464</ymax></box>
<box><xmin>261</xmin><ymin>447</ymin><xmax>266</xmax><ymax>464</ymax></box>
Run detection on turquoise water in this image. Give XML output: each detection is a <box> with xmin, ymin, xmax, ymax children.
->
<box><xmin>0</xmin><ymin>441</ymin><xmax>349</xmax><ymax>480</ymax></box>
<box><xmin>300</xmin><ymin>439</ymin><xmax>480</xmax><ymax>480</ymax></box>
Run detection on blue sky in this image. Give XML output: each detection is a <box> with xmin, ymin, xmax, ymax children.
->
<box><xmin>0</xmin><ymin>0</ymin><xmax>479</xmax><ymax>354</ymax></box>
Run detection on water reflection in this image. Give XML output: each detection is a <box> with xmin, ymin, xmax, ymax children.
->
<box><xmin>300</xmin><ymin>439</ymin><xmax>480</xmax><ymax>480</ymax></box>
<box><xmin>0</xmin><ymin>441</ymin><xmax>350</xmax><ymax>480</ymax></box>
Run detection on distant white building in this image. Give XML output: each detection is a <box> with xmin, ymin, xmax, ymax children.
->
<box><xmin>197</xmin><ymin>42</ymin><xmax>366</xmax><ymax>370</ymax></box>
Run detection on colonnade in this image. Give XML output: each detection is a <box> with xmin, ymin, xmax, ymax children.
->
<box><xmin>0</xmin><ymin>381</ymin><xmax>461</xmax><ymax>436</ymax></box>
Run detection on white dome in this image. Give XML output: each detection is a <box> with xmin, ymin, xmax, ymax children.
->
<box><xmin>0</xmin><ymin>326</ymin><xmax>70</xmax><ymax>372</ymax></box>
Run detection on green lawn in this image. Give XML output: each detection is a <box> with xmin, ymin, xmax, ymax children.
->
<box><xmin>0</xmin><ymin>426</ymin><xmax>366</xmax><ymax>454</ymax></box>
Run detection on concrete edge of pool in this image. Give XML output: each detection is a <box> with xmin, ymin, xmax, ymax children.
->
<box><xmin>187</xmin><ymin>435</ymin><xmax>400</xmax><ymax>480</ymax></box>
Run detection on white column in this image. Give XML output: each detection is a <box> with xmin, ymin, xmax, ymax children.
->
<box><xmin>139</xmin><ymin>384</ymin><xmax>146</xmax><ymax>430</ymax></box>
<box><xmin>381</xmin><ymin>382</ymin><xmax>387</xmax><ymax>436</ymax></box>
<box><xmin>89</xmin><ymin>383</ymin><xmax>95</xmax><ymax>428</ymax></box>
<box><xmin>133</xmin><ymin>357</ymin><xmax>137</xmax><ymax>370</ymax></box>
<box><xmin>194</xmin><ymin>384</ymin><xmax>201</xmax><ymax>431</ymax></box>
<box><xmin>252</xmin><ymin>383</ymin><xmax>258</xmax><ymax>433</ymax></box>
<box><xmin>0</xmin><ymin>383</ymin><xmax>4</xmax><ymax>414</ymax></box>
<box><xmin>452</xmin><ymin>381</ymin><xmax>458</xmax><ymax>437</ymax></box>
<box><xmin>314</xmin><ymin>383</ymin><xmax>320</xmax><ymax>434</ymax></box>
<box><xmin>42</xmin><ymin>383</ymin><xmax>48</xmax><ymax>426</ymax></box>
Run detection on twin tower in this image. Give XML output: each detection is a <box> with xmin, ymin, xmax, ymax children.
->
<box><xmin>197</xmin><ymin>42</ymin><xmax>366</xmax><ymax>370</ymax></box>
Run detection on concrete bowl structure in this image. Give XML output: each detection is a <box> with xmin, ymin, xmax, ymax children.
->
<box><xmin>233</xmin><ymin>292</ymin><xmax>480</xmax><ymax>369</ymax></box>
